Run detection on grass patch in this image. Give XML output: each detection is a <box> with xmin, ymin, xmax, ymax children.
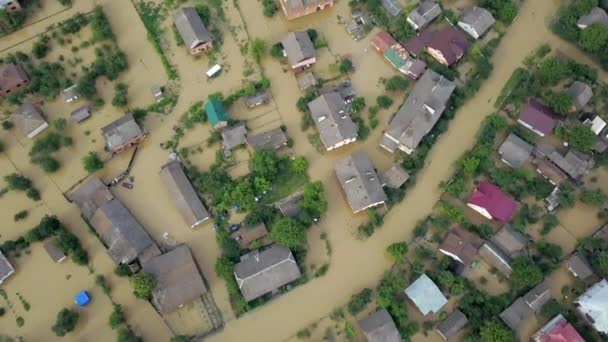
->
<box><xmin>135</xmin><ymin>2</ymin><xmax>178</xmax><ymax>79</ymax></box>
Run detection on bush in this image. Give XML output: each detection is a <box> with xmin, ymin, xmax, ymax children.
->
<box><xmin>580</xmin><ymin>189</ymin><xmax>607</xmax><ymax>207</ymax></box>
<box><xmin>32</xmin><ymin>35</ymin><xmax>51</xmax><ymax>59</ymax></box>
<box><xmin>262</xmin><ymin>0</ymin><xmax>278</xmax><ymax>17</ymax></box>
<box><xmin>26</xmin><ymin>188</ymin><xmax>41</xmax><ymax>201</ymax></box>
<box><xmin>1</xmin><ymin>120</ymin><xmax>13</xmax><ymax>130</ymax></box>
<box><xmin>117</xmin><ymin>328</ymin><xmax>142</xmax><ymax>342</ymax></box>
<box><xmin>114</xmin><ymin>265</ymin><xmax>131</xmax><ymax>277</ymax></box>
<box><xmin>112</xmin><ymin>83</ymin><xmax>128</xmax><ymax>108</ymax></box>
<box><xmin>108</xmin><ymin>304</ymin><xmax>125</xmax><ymax>329</ymax></box>
<box><xmin>376</xmin><ymin>95</ymin><xmax>393</xmax><ymax>109</ymax></box>
<box><xmin>249</xmin><ymin>38</ymin><xmax>267</xmax><ymax>65</ymax></box>
<box><xmin>51</xmin><ymin>308</ymin><xmax>79</xmax><ymax>336</ymax></box>
<box><xmin>82</xmin><ymin>152</ymin><xmax>104</xmax><ymax>173</ymax></box>
<box><xmin>386</xmin><ymin>242</ymin><xmax>408</xmax><ymax>264</ymax></box>
<box><xmin>14</xmin><ymin>210</ymin><xmax>28</xmax><ymax>222</ymax></box>
<box><xmin>4</xmin><ymin>173</ymin><xmax>31</xmax><ymax>191</ymax></box>
<box><xmin>347</xmin><ymin>288</ymin><xmax>372</xmax><ymax>315</ymax></box>
<box><xmin>130</xmin><ymin>272</ymin><xmax>156</xmax><ymax>299</ymax></box>
<box><xmin>96</xmin><ymin>274</ymin><xmax>111</xmax><ymax>295</ymax></box>
<box><xmin>339</xmin><ymin>58</ymin><xmax>353</xmax><ymax>74</ymax></box>
<box><xmin>385</xmin><ymin>76</ymin><xmax>409</xmax><ymax>91</ymax></box>
<box><xmin>90</xmin><ymin>6</ymin><xmax>115</xmax><ymax>41</ymax></box>
<box><xmin>269</xmin><ymin>217</ymin><xmax>307</xmax><ymax>249</ymax></box>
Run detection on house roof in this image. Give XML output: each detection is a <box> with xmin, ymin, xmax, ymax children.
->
<box><xmin>234</xmin><ymin>245</ymin><xmax>301</xmax><ymax>302</ymax></box>
<box><xmin>537</xmin><ymin>159</ymin><xmax>568</xmax><ymax>185</ymax></box>
<box><xmin>584</xmin><ymin>115</ymin><xmax>606</xmax><ymax>135</ymax></box>
<box><xmin>404</xmin><ymin>274</ymin><xmax>448</xmax><ymax>315</ymax></box>
<box><xmin>436</xmin><ymin>309</ymin><xmax>468</xmax><ymax>340</ymax></box>
<box><xmin>43</xmin><ymin>239</ymin><xmax>66</xmax><ymax>262</ymax></box>
<box><xmin>247</xmin><ymin>128</ymin><xmax>288</xmax><ymax>150</ymax></box>
<box><xmin>383</xmin><ymin>70</ymin><xmax>455</xmax><ymax>153</ymax></box>
<box><xmin>159</xmin><ymin>159</ymin><xmax>210</xmax><ymax>228</ymax></box>
<box><xmin>384</xmin><ymin>46</ymin><xmax>426</xmax><ymax>77</ymax></box>
<box><xmin>498</xmin><ymin>133</ymin><xmax>533</xmax><ymax>168</ymax></box>
<box><xmin>491</xmin><ymin>224</ymin><xmax>528</xmax><ymax>258</ymax></box>
<box><xmin>0</xmin><ymin>63</ymin><xmax>29</xmax><ymax>92</ymax></box>
<box><xmin>13</xmin><ymin>101</ymin><xmax>47</xmax><ymax>137</ymax></box>
<box><xmin>308</xmin><ymin>92</ymin><xmax>358</xmax><ymax>150</ymax></box>
<box><xmin>500</xmin><ymin>297</ymin><xmax>534</xmax><ymax>330</ymax></box>
<box><xmin>577</xmin><ymin>7</ymin><xmax>608</xmax><ymax>28</ymax></box>
<box><xmin>532</xmin><ymin>314</ymin><xmax>585</xmax><ymax>342</ymax></box>
<box><xmin>174</xmin><ymin>7</ymin><xmax>212</xmax><ymax>49</ymax></box>
<box><xmin>142</xmin><ymin>245</ymin><xmax>207</xmax><ymax>315</ymax></box>
<box><xmin>282</xmin><ymin>0</ymin><xmax>326</xmax><ymax>13</ymax></box>
<box><xmin>62</xmin><ymin>84</ymin><xmax>78</xmax><ymax>102</ymax></box>
<box><xmin>90</xmin><ymin>199</ymin><xmax>160</xmax><ymax>265</ymax></box>
<box><xmin>380</xmin><ymin>164</ymin><xmax>410</xmax><ymax>189</ymax></box>
<box><xmin>205</xmin><ymin>99</ymin><xmax>229</xmax><ymax>127</ymax></box>
<box><xmin>427</xmin><ymin>26</ymin><xmax>471</xmax><ymax>66</ymax></box>
<box><xmin>382</xmin><ymin>0</ymin><xmax>403</xmax><ymax>17</ymax></box>
<box><xmin>221</xmin><ymin>122</ymin><xmax>247</xmax><ymax>152</ymax></box>
<box><xmin>478</xmin><ymin>242</ymin><xmax>513</xmax><ymax>276</ymax></box>
<box><xmin>371</xmin><ymin>31</ymin><xmax>397</xmax><ymax>53</ymax></box>
<box><xmin>468</xmin><ymin>182</ymin><xmax>517</xmax><ymax>222</ymax></box>
<box><xmin>575</xmin><ymin>279</ymin><xmax>608</xmax><ymax>334</ymax></box>
<box><xmin>403</xmin><ymin>30</ymin><xmax>435</xmax><ymax>56</ymax></box>
<box><xmin>70</xmin><ymin>106</ymin><xmax>91</xmax><ymax>123</ymax></box>
<box><xmin>233</xmin><ymin>223</ymin><xmax>269</xmax><ymax>248</ymax></box>
<box><xmin>0</xmin><ymin>251</ymin><xmax>15</xmax><ymax>284</ymax></box>
<box><xmin>101</xmin><ymin>113</ymin><xmax>144</xmax><ymax>151</ymax></box>
<box><xmin>459</xmin><ymin>6</ymin><xmax>495</xmax><ymax>37</ymax></box>
<box><xmin>547</xmin><ymin>149</ymin><xmax>594</xmax><ymax>180</ymax></box>
<box><xmin>275</xmin><ymin>192</ymin><xmax>303</xmax><ymax>218</ymax></box>
<box><xmin>358</xmin><ymin>309</ymin><xmax>402</xmax><ymax>342</ymax></box>
<box><xmin>335</xmin><ymin>152</ymin><xmax>387</xmax><ymax>213</ymax></box>
<box><xmin>518</xmin><ymin>99</ymin><xmax>559</xmax><ymax>136</ymax></box>
<box><xmin>407</xmin><ymin>1</ymin><xmax>441</xmax><ymax>29</ymax></box>
<box><xmin>593</xmin><ymin>223</ymin><xmax>608</xmax><ymax>243</ymax></box>
<box><xmin>523</xmin><ymin>280</ymin><xmax>552</xmax><ymax>313</ymax></box>
<box><xmin>244</xmin><ymin>90</ymin><xmax>269</xmax><ymax>108</ymax></box>
<box><xmin>296</xmin><ymin>72</ymin><xmax>317</xmax><ymax>90</ymax></box>
<box><xmin>566</xmin><ymin>252</ymin><xmax>594</xmax><ymax>280</ymax></box>
<box><xmin>438</xmin><ymin>225</ymin><xmax>483</xmax><ymax>266</ymax></box>
<box><xmin>567</xmin><ymin>81</ymin><xmax>593</xmax><ymax>111</ymax></box>
<box><xmin>282</xmin><ymin>31</ymin><xmax>315</xmax><ymax>67</ymax></box>
<box><xmin>69</xmin><ymin>176</ymin><xmax>114</xmax><ymax>220</ymax></box>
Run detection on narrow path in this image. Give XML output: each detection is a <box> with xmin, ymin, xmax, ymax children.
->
<box><xmin>208</xmin><ymin>1</ymin><xmax>562</xmax><ymax>341</ymax></box>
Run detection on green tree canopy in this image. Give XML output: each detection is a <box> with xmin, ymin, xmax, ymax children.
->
<box><xmin>339</xmin><ymin>58</ymin><xmax>353</xmax><ymax>73</ymax></box>
<box><xmin>130</xmin><ymin>272</ymin><xmax>156</xmax><ymax>299</ymax></box>
<box><xmin>214</xmin><ymin>256</ymin><xmax>235</xmax><ymax>279</ymax></box>
<box><xmin>385</xmin><ymin>76</ymin><xmax>409</xmax><ymax>91</ymax></box>
<box><xmin>544</xmin><ymin>91</ymin><xmax>573</xmax><ymax>115</ymax></box>
<box><xmin>299</xmin><ymin>181</ymin><xmax>328</xmax><ymax>217</ymax></box>
<box><xmin>251</xmin><ymin>149</ymin><xmax>279</xmax><ymax>181</ymax></box>
<box><xmin>82</xmin><ymin>152</ymin><xmax>104</xmax><ymax>173</ymax></box>
<box><xmin>580</xmin><ymin>23</ymin><xmax>608</xmax><ymax>52</ymax></box>
<box><xmin>510</xmin><ymin>257</ymin><xmax>543</xmax><ymax>291</ymax></box>
<box><xmin>386</xmin><ymin>242</ymin><xmax>408</xmax><ymax>264</ymax></box>
<box><xmin>250</xmin><ymin>38</ymin><xmax>267</xmax><ymax>64</ymax></box>
<box><xmin>293</xmin><ymin>156</ymin><xmax>308</xmax><ymax>175</ymax></box>
<box><xmin>269</xmin><ymin>217</ymin><xmax>307</xmax><ymax>249</ymax></box>
<box><xmin>479</xmin><ymin>320</ymin><xmax>514</xmax><ymax>342</ymax></box>
<box><xmin>537</xmin><ymin>57</ymin><xmax>569</xmax><ymax>86</ymax></box>
<box><xmin>108</xmin><ymin>304</ymin><xmax>125</xmax><ymax>329</ymax></box>
<box><xmin>580</xmin><ymin>188</ymin><xmax>607</xmax><ymax>207</ymax></box>
<box><xmin>51</xmin><ymin>308</ymin><xmax>79</xmax><ymax>336</ymax></box>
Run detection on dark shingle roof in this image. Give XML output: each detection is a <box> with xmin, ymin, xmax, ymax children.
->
<box><xmin>458</xmin><ymin>6</ymin><xmax>495</xmax><ymax>38</ymax></box>
<box><xmin>498</xmin><ymin>133</ymin><xmax>533</xmax><ymax>168</ymax></box>
<box><xmin>500</xmin><ymin>297</ymin><xmax>534</xmax><ymax>330</ymax></box>
<box><xmin>518</xmin><ymin>99</ymin><xmax>559</xmax><ymax>136</ymax></box>
<box><xmin>567</xmin><ymin>81</ymin><xmax>593</xmax><ymax>111</ymax></box>
<box><xmin>247</xmin><ymin>128</ymin><xmax>288</xmax><ymax>150</ymax></box>
<box><xmin>523</xmin><ymin>280</ymin><xmax>552</xmax><ymax>313</ymax></box>
<box><xmin>491</xmin><ymin>224</ymin><xmax>528</xmax><ymax>258</ymax></box>
<box><xmin>359</xmin><ymin>309</ymin><xmax>402</xmax><ymax>342</ymax></box>
<box><xmin>101</xmin><ymin>113</ymin><xmax>144</xmax><ymax>152</ymax></box>
<box><xmin>438</xmin><ymin>225</ymin><xmax>483</xmax><ymax>266</ymax></box>
<box><xmin>436</xmin><ymin>309</ymin><xmax>468</xmax><ymax>340</ymax></box>
<box><xmin>69</xmin><ymin>176</ymin><xmax>114</xmax><ymax>220</ymax></box>
<box><xmin>566</xmin><ymin>252</ymin><xmax>594</xmax><ymax>280</ymax></box>
<box><xmin>174</xmin><ymin>7</ymin><xmax>212</xmax><ymax>49</ymax></box>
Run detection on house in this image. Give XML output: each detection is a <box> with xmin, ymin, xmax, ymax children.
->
<box><xmin>345</xmin><ymin>11</ymin><xmax>369</xmax><ymax>40</ymax></box>
<box><xmin>537</xmin><ymin>159</ymin><xmax>568</xmax><ymax>186</ymax></box>
<box><xmin>491</xmin><ymin>224</ymin><xmax>528</xmax><ymax>258</ymax></box>
<box><xmin>458</xmin><ymin>6</ymin><xmax>495</xmax><ymax>39</ymax></box>
<box><xmin>70</xmin><ymin>106</ymin><xmax>91</xmax><ymax>123</ymax></box>
<box><xmin>479</xmin><ymin>242</ymin><xmax>514</xmax><ymax>276</ymax></box>
<box><xmin>101</xmin><ymin>113</ymin><xmax>146</xmax><ymax>154</ymax></box>
<box><xmin>90</xmin><ymin>199</ymin><xmax>161</xmax><ymax>265</ymax></box>
<box><xmin>335</xmin><ymin>152</ymin><xmax>387</xmax><ymax>213</ymax></box>
<box><xmin>574</xmin><ymin>279</ymin><xmax>608</xmax><ymax>334</ymax></box>
<box><xmin>174</xmin><ymin>7</ymin><xmax>213</xmax><ymax>54</ymax></box>
<box><xmin>247</xmin><ymin>128</ymin><xmax>288</xmax><ymax>151</ymax></box>
<box><xmin>150</xmin><ymin>86</ymin><xmax>164</xmax><ymax>103</ymax></box>
<box><xmin>518</xmin><ymin>99</ymin><xmax>559</xmax><ymax>137</ymax></box>
<box><xmin>380</xmin><ymin>70</ymin><xmax>455</xmax><ymax>154</ymax></box>
<box><xmin>565</xmin><ymin>252</ymin><xmax>594</xmax><ymax>282</ymax></box>
<box><xmin>308</xmin><ymin>92</ymin><xmax>358</xmax><ymax>151</ymax></box>
<box><xmin>221</xmin><ymin>122</ymin><xmax>247</xmax><ymax>156</ymax></box>
<box><xmin>69</xmin><ymin>176</ymin><xmax>114</xmax><ymax>220</ymax></box>
<box><xmin>142</xmin><ymin>245</ymin><xmax>207</xmax><ymax>316</ymax></box>
<box><xmin>13</xmin><ymin>101</ymin><xmax>49</xmax><ymax>138</ymax></box>
<box><xmin>467</xmin><ymin>182</ymin><xmax>517</xmax><ymax>223</ymax></box>
<box><xmin>244</xmin><ymin>90</ymin><xmax>269</xmax><ymax>108</ymax></box>
<box><xmin>404</xmin><ymin>274</ymin><xmax>448</xmax><ymax>315</ymax></box>
<box><xmin>436</xmin><ymin>310</ymin><xmax>468</xmax><ymax>341</ymax></box>
<box><xmin>43</xmin><ymin>240</ymin><xmax>66</xmax><ymax>263</ymax></box>
<box><xmin>384</xmin><ymin>44</ymin><xmax>427</xmax><ymax>79</ymax></box>
<box><xmin>0</xmin><ymin>251</ymin><xmax>15</xmax><ymax>284</ymax></box>
<box><xmin>321</xmin><ymin>80</ymin><xmax>356</xmax><ymax>104</ymax></box>
<box><xmin>498</xmin><ymin>133</ymin><xmax>533</xmax><ymax>168</ymax></box>
<box><xmin>371</xmin><ymin>31</ymin><xmax>397</xmax><ymax>54</ymax></box>
<box><xmin>547</xmin><ymin>149</ymin><xmax>594</xmax><ymax>181</ymax></box>
<box><xmin>233</xmin><ymin>223</ymin><xmax>270</xmax><ymax>249</ymax></box>
<box><xmin>233</xmin><ymin>245</ymin><xmax>302</xmax><ymax>302</ymax></box>
<box><xmin>500</xmin><ymin>297</ymin><xmax>534</xmax><ymax>330</ymax></box>
<box><xmin>0</xmin><ymin>0</ymin><xmax>22</xmax><ymax>13</ymax></box>
<box><xmin>62</xmin><ymin>84</ymin><xmax>78</xmax><ymax>103</ymax></box>
<box><xmin>0</xmin><ymin>63</ymin><xmax>29</xmax><ymax>96</ymax></box>
<box><xmin>545</xmin><ymin>186</ymin><xmax>560</xmax><ymax>212</ymax></box>
<box><xmin>438</xmin><ymin>225</ymin><xmax>483</xmax><ymax>266</ymax></box>
<box><xmin>426</xmin><ymin>26</ymin><xmax>471</xmax><ymax>66</ymax></box>
<box><xmin>532</xmin><ymin>314</ymin><xmax>585</xmax><ymax>342</ymax></box>
<box><xmin>403</xmin><ymin>30</ymin><xmax>435</xmax><ymax>57</ymax></box>
<box><xmin>583</xmin><ymin>115</ymin><xmax>606</xmax><ymax>135</ymax></box>
<box><xmin>279</xmin><ymin>0</ymin><xmax>333</xmax><ymax>21</ymax></box>
<box><xmin>358</xmin><ymin>309</ymin><xmax>402</xmax><ymax>342</ymax></box>
<box><xmin>275</xmin><ymin>192</ymin><xmax>303</xmax><ymax>218</ymax></box>
<box><xmin>380</xmin><ymin>164</ymin><xmax>410</xmax><ymax>189</ymax></box>
<box><xmin>282</xmin><ymin>31</ymin><xmax>316</xmax><ymax>70</ymax></box>
<box><xmin>567</xmin><ymin>81</ymin><xmax>593</xmax><ymax>111</ymax></box>
<box><xmin>577</xmin><ymin>7</ymin><xmax>608</xmax><ymax>29</ymax></box>
<box><xmin>296</xmin><ymin>72</ymin><xmax>317</xmax><ymax>91</ymax></box>
<box><xmin>204</xmin><ymin>99</ymin><xmax>229</xmax><ymax>130</ymax></box>
<box><xmin>407</xmin><ymin>0</ymin><xmax>441</xmax><ymax>30</ymax></box>
<box><xmin>159</xmin><ymin>159</ymin><xmax>210</xmax><ymax>229</ymax></box>
<box><xmin>523</xmin><ymin>280</ymin><xmax>552</xmax><ymax>313</ymax></box>
<box><xmin>382</xmin><ymin>0</ymin><xmax>402</xmax><ymax>17</ymax></box>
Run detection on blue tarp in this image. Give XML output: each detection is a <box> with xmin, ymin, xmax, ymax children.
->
<box><xmin>75</xmin><ymin>291</ymin><xmax>91</xmax><ymax>307</ymax></box>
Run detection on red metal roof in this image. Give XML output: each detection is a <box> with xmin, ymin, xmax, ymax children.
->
<box><xmin>371</xmin><ymin>31</ymin><xmax>397</xmax><ymax>54</ymax></box>
<box><xmin>519</xmin><ymin>99</ymin><xmax>559</xmax><ymax>135</ymax></box>
<box><xmin>468</xmin><ymin>182</ymin><xmax>517</xmax><ymax>223</ymax></box>
<box><xmin>537</xmin><ymin>317</ymin><xmax>584</xmax><ymax>342</ymax></box>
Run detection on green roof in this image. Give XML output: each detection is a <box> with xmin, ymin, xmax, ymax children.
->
<box><xmin>205</xmin><ymin>100</ymin><xmax>229</xmax><ymax>127</ymax></box>
<box><xmin>384</xmin><ymin>48</ymin><xmax>405</xmax><ymax>68</ymax></box>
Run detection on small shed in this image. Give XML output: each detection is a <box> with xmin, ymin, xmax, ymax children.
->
<box><xmin>150</xmin><ymin>86</ymin><xmax>164</xmax><ymax>103</ymax></box>
<box><xmin>70</xmin><ymin>106</ymin><xmax>91</xmax><ymax>123</ymax></box>
<box><xmin>381</xmin><ymin>164</ymin><xmax>410</xmax><ymax>189</ymax></box>
<box><xmin>296</xmin><ymin>72</ymin><xmax>317</xmax><ymax>91</ymax></box>
<box><xmin>244</xmin><ymin>90</ymin><xmax>269</xmax><ymax>108</ymax></box>
<box><xmin>75</xmin><ymin>291</ymin><xmax>91</xmax><ymax>307</ymax></box>
<box><xmin>43</xmin><ymin>240</ymin><xmax>66</xmax><ymax>263</ymax></box>
<box><xmin>62</xmin><ymin>85</ymin><xmax>78</xmax><ymax>103</ymax></box>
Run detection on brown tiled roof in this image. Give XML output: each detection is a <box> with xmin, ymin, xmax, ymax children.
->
<box><xmin>0</xmin><ymin>63</ymin><xmax>29</xmax><ymax>93</ymax></box>
<box><xmin>438</xmin><ymin>226</ymin><xmax>483</xmax><ymax>266</ymax></box>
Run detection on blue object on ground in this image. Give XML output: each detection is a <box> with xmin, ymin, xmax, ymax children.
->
<box><xmin>75</xmin><ymin>291</ymin><xmax>91</xmax><ymax>307</ymax></box>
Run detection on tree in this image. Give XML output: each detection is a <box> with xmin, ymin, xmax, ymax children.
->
<box><xmin>339</xmin><ymin>58</ymin><xmax>353</xmax><ymax>74</ymax></box>
<box><xmin>270</xmin><ymin>43</ymin><xmax>283</xmax><ymax>58</ymax></box>
<box><xmin>253</xmin><ymin>177</ymin><xmax>272</xmax><ymax>194</ymax></box>
<box><xmin>269</xmin><ymin>217</ymin><xmax>306</xmax><ymax>249</ymax></box>
<box><xmin>461</xmin><ymin>156</ymin><xmax>480</xmax><ymax>175</ymax></box>
<box><xmin>445</xmin><ymin>177</ymin><xmax>466</xmax><ymax>197</ymax></box>
<box><xmin>51</xmin><ymin>308</ymin><xmax>79</xmax><ymax>336</ymax></box>
<box><xmin>130</xmin><ymin>272</ymin><xmax>156</xmax><ymax>299</ymax></box>
<box><xmin>26</xmin><ymin>188</ymin><xmax>41</xmax><ymax>201</ymax></box>
<box><xmin>112</xmin><ymin>83</ymin><xmax>128</xmax><ymax>107</ymax></box>
<box><xmin>376</xmin><ymin>95</ymin><xmax>393</xmax><ymax>109</ymax></box>
<box><xmin>117</xmin><ymin>328</ymin><xmax>142</xmax><ymax>342</ymax></box>
<box><xmin>262</xmin><ymin>0</ymin><xmax>278</xmax><ymax>17</ymax></box>
<box><xmin>4</xmin><ymin>173</ymin><xmax>31</xmax><ymax>191</ymax></box>
<box><xmin>36</xmin><ymin>156</ymin><xmax>61</xmax><ymax>173</ymax></box>
<box><xmin>347</xmin><ymin>288</ymin><xmax>372</xmax><ymax>315</ymax></box>
<box><xmin>299</xmin><ymin>181</ymin><xmax>327</xmax><ymax>217</ymax></box>
<box><xmin>215</xmin><ymin>256</ymin><xmax>235</xmax><ymax>279</ymax></box>
<box><xmin>386</xmin><ymin>242</ymin><xmax>408</xmax><ymax>264</ymax></box>
<box><xmin>306</xmin><ymin>29</ymin><xmax>318</xmax><ymax>43</ymax></box>
<box><xmin>108</xmin><ymin>304</ymin><xmax>125</xmax><ymax>329</ymax></box>
<box><xmin>114</xmin><ymin>265</ymin><xmax>131</xmax><ymax>277</ymax></box>
<box><xmin>293</xmin><ymin>156</ymin><xmax>308</xmax><ymax>175</ymax></box>
<box><xmin>437</xmin><ymin>271</ymin><xmax>455</xmax><ymax>291</ymax></box>
<box><xmin>32</xmin><ymin>35</ymin><xmax>51</xmax><ymax>59</ymax></box>
<box><xmin>596</xmin><ymin>253</ymin><xmax>608</xmax><ymax>277</ymax></box>
<box><xmin>537</xmin><ymin>57</ymin><xmax>568</xmax><ymax>86</ymax></box>
<box><xmin>90</xmin><ymin>6</ymin><xmax>114</xmax><ymax>41</ymax></box>
<box><xmin>537</xmin><ymin>241</ymin><xmax>562</xmax><ymax>264</ymax></box>
<box><xmin>580</xmin><ymin>23</ymin><xmax>608</xmax><ymax>52</ymax></box>
<box><xmin>53</xmin><ymin>118</ymin><xmax>68</xmax><ymax>132</ymax></box>
<box><xmin>558</xmin><ymin>183</ymin><xmax>576</xmax><ymax>208</ymax></box>
<box><xmin>510</xmin><ymin>257</ymin><xmax>543</xmax><ymax>291</ymax></box>
<box><xmin>479</xmin><ymin>320</ymin><xmax>514</xmax><ymax>342</ymax></box>
<box><xmin>82</xmin><ymin>152</ymin><xmax>104</xmax><ymax>173</ymax></box>
<box><xmin>544</xmin><ymin>91</ymin><xmax>573</xmax><ymax>115</ymax></box>
<box><xmin>580</xmin><ymin>189</ymin><xmax>607</xmax><ymax>207</ymax></box>
<box><xmin>230</xmin><ymin>180</ymin><xmax>256</xmax><ymax>211</ymax></box>
<box><xmin>564</xmin><ymin>125</ymin><xmax>596</xmax><ymax>152</ymax></box>
<box><xmin>250</xmin><ymin>38</ymin><xmax>267</xmax><ymax>64</ymax></box>
<box><xmin>385</xmin><ymin>76</ymin><xmax>409</xmax><ymax>91</ymax></box>
<box><xmin>251</xmin><ymin>149</ymin><xmax>279</xmax><ymax>180</ymax></box>
<box><xmin>350</xmin><ymin>97</ymin><xmax>366</xmax><ymax>113</ymax></box>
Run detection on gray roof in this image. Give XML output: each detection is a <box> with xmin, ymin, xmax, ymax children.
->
<box><xmin>281</xmin><ymin>0</ymin><xmax>326</xmax><ymax>12</ymax></box>
<box><xmin>0</xmin><ymin>251</ymin><xmax>15</xmax><ymax>284</ymax></box>
<box><xmin>382</xmin><ymin>70</ymin><xmax>455</xmax><ymax>153</ymax></box>
<box><xmin>13</xmin><ymin>101</ymin><xmax>48</xmax><ymax>137</ymax></box>
<box><xmin>282</xmin><ymin>31</ymin><xmax>315</xmax><ymax>67</ymax></box>
<box><xmin>308</xmin><ymin>92</ymin><xmax>358</xmax><ymax>150</ymax></box>
<box><xmin>407</xmin><ymin>0</ymin><xmax>441</xmax><ymax>29</ymax></box>
<box><xmin>275</xmin><ymin>192</ymin><xmax>303</xmax><ymax>218</ymax></box>
<box><xmin>101</xmin><ymin>113</ymin><xmax>144</xmax><ymax>152</ymax></box>
<box><xmin>247</xmin><ymin>128</ymin><xmax>288</xmax><ymax>150</ymax></box>
<box><xmin>142</xmin><ymin>245</ymin><xmax>207</xmax><ymax>315</ymax></box>
<box><xmin>234</xmin><ymin>245</ymin><xmax>301</xmax><ymax>302</ymax></box>
<box><xmin>296</xmin><ymin>72</ymin><xmax>317</xmax><ymax>90</ymax></box>
<box><xmin>566</xmin><ymin>252</ymin><xmax>594</xmax><ymax>280</ymax></box>
<box><xmin>577</xmin><ymin>7</ymin><xmax>608</xmax><ymax>28</ymax></box>
<box><xmin>221</xmin><ymin>122</ymin><xmax>247</xmax><ymax>153</ymax></box>
<box><xmin>547</xmin><ymin>149</ymin><xmax>594</xmax><ymax>180</ymax></box>
<box><xmin>498</xmin><ymin>133</ymin><xmax>533</xmax><ymax>168</ymax></box>
<box><xmin>69</xmin><ymin>176</ymin><xmax>114</xmax><ymax>220</ymax></box>
<box><xmin>458</xmin><ymin>6</ymin><xmax>495</xmax><ymax>37</ymax></box>
<box><xmin>244</xmin><ymin>90</ymin><xmax>269</xmax><ymax>108</ymax></box>
<box><xmin>478</xmin><ymin>242</ymin><xmax>512</xmax><ymax>276</ymax></box>
<box><xmin>382</xmin><ymin>0</ymin><xmax>403</xmax><ymax>17</ymax></box>
<box><xmin>523</xmin><ymin>280</ymin><xmax>552</xmax><ymax>313</ymax></box>
<box><xmin>359</xmin><ymin>309</ymin><xmax>402</xmax><ymax>342</ymax></box>
<box><xmin>500</xmin><ymin>297</ymin><xmax>534</xmax><ymax>330</ymax></box>
<box><xmin>62</xmin><ymin>84</ymin><xmax>78</xmax><ymax>102</ymax></box>
<box><xmin>43</xmin><ymin>239</ymin><xmax>66</xmax><ymax>262</ymax></box>
<box><xmin>575</xmin><ymin>279</ymin><xmax>608</xmax><ymax>334</ymax></box>
<box><xmin>491</xmin><ymin>224</ymin><xmax>528</xmax><ymax>258</ymax></box>
<box><xmin>405</xmin><ymin>274</ymin><xmax>448</xmax><ymax>315</ymax></box>
<box><xmin>90</xmin><ymin>199</ymin><xmax>160</xmax><ymax>265</ymax></box>
<box><xmin>436</xmin><ymin>310</ymin><xmax>468</xmax><ymax>340</ymax></box>
<box><xmin>567</xmin><ymin>81</ymin><xmax>593</xmax><ymax>111</ymax></box>
<box><xmin>335</xmin><ymin>152</ymin><xmax>387</xmax><ymax>213</ymax></box>
<box><xmin>159</xmin><ymin>159</ymin><xmax>210</xmax><ymax>228</ymax></box>
<box><xmin>174</xmin><ymin>7</ymin><xmax>212</xmax><ymax>49</ymax></box>
<box><xmin>381</xmin><ymin>164</ymin><xmax>410</xmax><ymax>189</ymax></box>
<box><xmin>70</xmin><ymin>106</ymin><xmax>91</xmax><ymax>123</ymax></box>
